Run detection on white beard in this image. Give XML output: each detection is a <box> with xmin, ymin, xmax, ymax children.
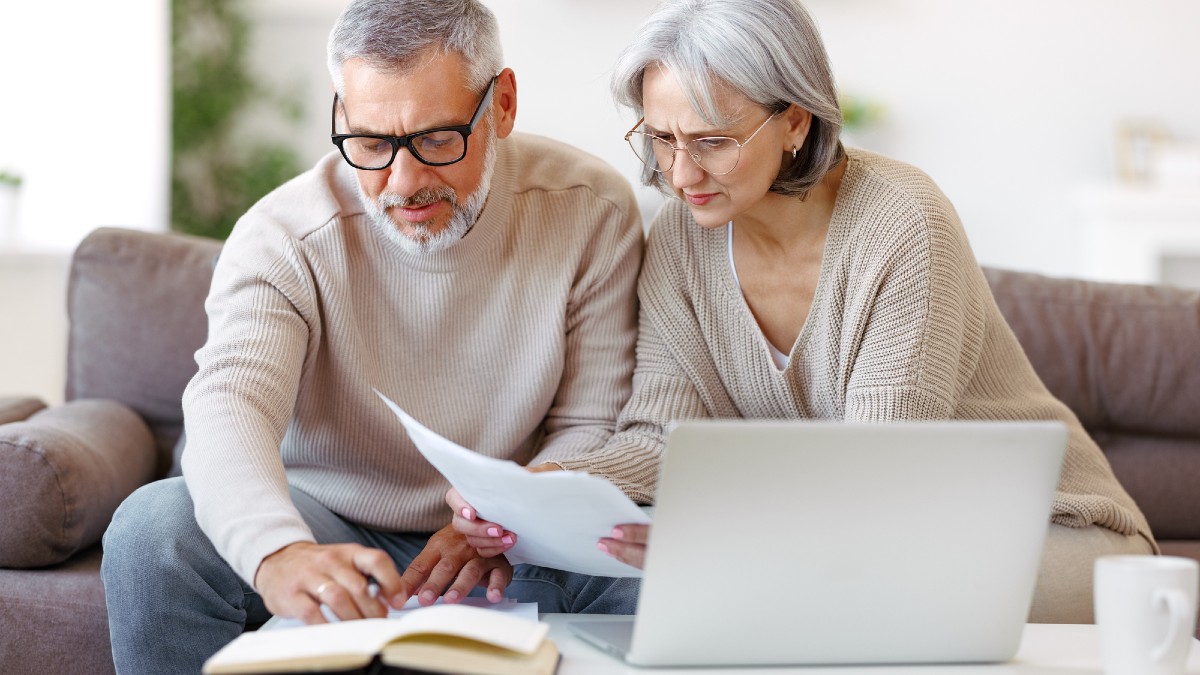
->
<box><xmin>362</xmin><ymin>127</ymin><xmax>497</xmax><ymax>255</ymax></box>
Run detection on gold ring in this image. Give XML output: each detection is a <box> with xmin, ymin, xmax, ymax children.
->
<box><xmin>316</xmin><ymin>582</ymin><xmax>331</xmax><ymax>596</ymax></box>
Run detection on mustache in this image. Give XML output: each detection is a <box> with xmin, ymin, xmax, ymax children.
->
<box><xmin>378</xmin><ymin>186</ymin><xmax>458</xmax><ymax>209</ymax></box>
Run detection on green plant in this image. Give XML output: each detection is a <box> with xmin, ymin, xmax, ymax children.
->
<box><xmin>0</xmin><ymin>170</ymin><xmax>21</xmax><ymax>188</ymax></box>
<box><xmin>840</xmin><ymin>94</ymin><xmax>885</xmax><ymax>133</ymax></box>
<box><xmin>172</xmin><ymin>0</ymin><xmax>303</xmax><ymax>240</ymax></box>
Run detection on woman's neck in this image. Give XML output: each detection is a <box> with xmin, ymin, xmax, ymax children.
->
<box><xmin>733</xmin><ymin>156</ymin><xmax>847</xmax><ymax>255</ymax></box>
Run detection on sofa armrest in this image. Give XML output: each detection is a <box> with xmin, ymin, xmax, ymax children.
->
<box><xmin>0</xmin><ymin>399</ymin><xmax>156</xmax><ymax>568</ymax></box>
<box><xmin>0</xmin><ymin>397</ymin><xmax>46</xmax><ymax>425</ymax></box>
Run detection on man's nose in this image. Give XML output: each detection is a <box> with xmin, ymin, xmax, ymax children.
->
<box><xmin>384</xmin><ymin>147</ymin><xmax>435</xmax><ymax>195</ymax></box>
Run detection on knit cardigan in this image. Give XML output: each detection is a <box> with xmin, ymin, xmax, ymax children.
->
<box><xmin>560</xmin><ymin>148</ymin><xmax>1154</xmax><ymax>548</ymax></box>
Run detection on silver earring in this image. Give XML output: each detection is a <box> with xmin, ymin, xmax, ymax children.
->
<box><xmin>792</xmin><ymin>146</ymin><xmax>798</xmax><ymax>159</ymax></box>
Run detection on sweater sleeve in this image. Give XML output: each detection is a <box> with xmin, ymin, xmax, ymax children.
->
<box><xmin>841</xmin><ymin>184</ymin><xmax>987</xmax><ymax>422</ymax></box>
<box><xmin>181</xmin><ymin>224</ymin><xmax>318</xmax><ymax>586</ymax></box>
<box><xmin>557</xmin><ymin>305</ymin><xmax>709</xmax><ymax>503</ymax></box>
<box><xmin>557</xmin><ymin>211</ymin><xmax>709</xmax><ymax>503</ymax></box>
<box><xmin>527</xmin><ymin>187</ymin><xmax>643</xmax><ymax>467</ymax></box>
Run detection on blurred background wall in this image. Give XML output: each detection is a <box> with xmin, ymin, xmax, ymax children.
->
<box><xmin>3</xmin><ymin>0</ymin><xmax>1199</xmax><ymax>403</ymax></box>
<box><xmin>0</xmin><ymin>0</ymin><xmax>168</xmax><ymax>405</ymax></box>
<box><xmin>249</xmin><ymin>0</ymin><xmax>1200</xmax><ymax>280</ymax></box>
<box><xmin>0</xmin><ymin>0</ymin><xmax>169</xmax><ymax>249</ymax></box>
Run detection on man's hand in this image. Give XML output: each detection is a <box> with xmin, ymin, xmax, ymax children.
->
<box><xmin>447</xmin><ymin>462</ymin><xmax>562</xmax><ymax>557</ymax></box>
<box><xmin>254</xmin><ymin>541</ymin><xmax>403</xmax><ymax>624</ymax></box>
<box><xmin>597</xmin><ymin>524</ymin><xmax>649</xmax><ymax>570</ymax></box>
<box><xmin>397</xmin><ymin>525</ymin><xmax>514</xmax><ymax>605</ymax></box>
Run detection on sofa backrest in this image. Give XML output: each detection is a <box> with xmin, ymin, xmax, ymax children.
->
<box><xmin>984</xmin><ymin>266</ymin><xmax>1200</xmax><ymax>541</ymax></box>
<box><xmin>66</xmin><ymin>227</ymin><xmax>222</xmax><ymax>478</ymax></box>
<box><xmin>60</xmin><ymin>235</ymin><xmax>1197</xmax><ymax>540</ymax></box>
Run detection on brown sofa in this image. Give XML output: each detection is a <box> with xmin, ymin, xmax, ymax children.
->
<box><xmin>1</xmin><ymin>226</ymin><xmax>1198</xmax><ymax>673</ymax></box>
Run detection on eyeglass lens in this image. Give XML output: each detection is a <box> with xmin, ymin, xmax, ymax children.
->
<box><xmin>341</xmin><ymin>130</ymin><xmax>468</xmax><ymax>170</ymax></box>
<box><xmin>631</xmin><ymin>135</ymin><xmax>742</xmax><ymax>175</ymax></box>
<box><xmin>332</xmin><ymin>76</ymin><xmax>496</xmax><ymax>170</ymax></box>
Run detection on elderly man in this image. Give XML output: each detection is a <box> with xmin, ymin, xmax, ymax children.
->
<box><xmin>100</xmin><ymin>0</ymin><xmax>643</xmax><ymax>671</ymax></box>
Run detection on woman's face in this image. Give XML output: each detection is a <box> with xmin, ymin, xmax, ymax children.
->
<box><xmin>641</xmin><ymin>66</ymin><xmax>802</xmax><ymax>229</ymax></box>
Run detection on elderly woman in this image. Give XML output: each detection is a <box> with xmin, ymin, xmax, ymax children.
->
<box><xmin>452</xmin><ymin>0</ymin><xmax>1154</xmax><ymax>623</ymax></box>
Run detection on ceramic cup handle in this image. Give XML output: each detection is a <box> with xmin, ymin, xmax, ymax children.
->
<box><xmin>1149</xmin><ymin>587</ymin><xmax>1190</xmax><ymax>662</ymax></box>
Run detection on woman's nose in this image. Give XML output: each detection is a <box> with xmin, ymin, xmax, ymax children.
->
<box><xmin>669</xmin><ymin>148</ymin><xmax>705</xmax><ymax>190</ymax></box>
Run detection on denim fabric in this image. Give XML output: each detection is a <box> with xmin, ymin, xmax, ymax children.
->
<box><xmin>101</xmin><ymin>477</ymin><xmax>639</xmax><ymax>674</ymax></box>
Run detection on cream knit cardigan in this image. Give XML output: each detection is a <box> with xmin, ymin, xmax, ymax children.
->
<box><xmin>561</xmin><ymin>148</ymin><xmax>1154</xmax><ymax>549</ymax></box>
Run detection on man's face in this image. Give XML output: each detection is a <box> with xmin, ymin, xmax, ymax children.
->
<box><xmin>338</xmin><ymin>53</ymin><xmax>514</xmax><ymax>253</ymax></box>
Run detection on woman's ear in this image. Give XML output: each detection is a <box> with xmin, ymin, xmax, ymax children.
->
<box><xmin>783</xmin><ymin>103</ymin><xmax>813</xmax><ymax>152</ymax></box>
<box><xmin>493</xmin><ymin>68</ymin><xmax>518</xmax><ymax>139</ymax></box>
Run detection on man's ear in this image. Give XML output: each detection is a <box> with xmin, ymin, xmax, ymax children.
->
<box><xmin>493</xmin><ymin>68</ymin><xmax>517</xmax><ymax>139</ymax></box>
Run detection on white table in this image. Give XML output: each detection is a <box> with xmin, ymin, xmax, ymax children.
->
<box><xmin>546</xmin><ymin>615</ymin><xmax>1200</xmax><ymax>674</ymax></box>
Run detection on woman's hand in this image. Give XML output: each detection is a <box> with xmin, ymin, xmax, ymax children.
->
<box><xmin>597</xmin><ymin>523</ymin><xmax>650</xmax><ymax>569</ymax></box>
<box><xmin>446</xmin><ymin>462</ymin><xmax>563</xmax><ymax>557</ymax></box>
<box><xmin>446</xmin><ymin>486</ymin><xmax>515</xmax><ymax>557</ymax></box>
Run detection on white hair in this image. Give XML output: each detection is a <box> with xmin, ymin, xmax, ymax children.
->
<box><xmin>328</xmin><ymin>0</ymin><xmax>502</xmax><ymax>96</ymax></box>
<box><xmin>612</xmin><ymin>0</ymin><xmax>844</xmax><ymax>196</ymax></box>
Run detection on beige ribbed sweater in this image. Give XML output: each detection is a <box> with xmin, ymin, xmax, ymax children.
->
<box><xmin>560</xmin><ymin>148</ymin><xmax>1154</xmax><ymax>548</ymax></box>
<box><xmin>181</xmin><ymin>133</ymin><xmax>643</xmax><ymax>584</ymax></box>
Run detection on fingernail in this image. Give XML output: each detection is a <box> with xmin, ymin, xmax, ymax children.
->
<box><xmin>420</xmin><ymin>590</ymin><xmax>435</xmax><ymax>604</ymax></box>
<box><xmin>611</xmin><ymin>527</ymin><xmax>624</xmax><ymax>539</ymax></box>
<box><xmin>597</xmin><ymin>542</ymin><xmax>609</xmax><ymax>553</ymax></box>
<box><xmin>502</xmin><ymin>535</ymin><xmax>514</xmax><ymax>545</ymax></box>
<box><xmin>462</xmin><ymin>508</ymin><xmax>472</xmax><ymax>519</ymax></box>
<box><xmin>445</xmin><ymin>589</ymin><xmax>460</xmax><ymax>603</ymax></box>
<box><xmin>487</xmin><ymin>526</ymin><xmax>500</xmax><ymax>537</ymax></box>
<box><xmin>487</xmin><ymin>587</ymin><xmax>503</xmax><ymax>602</ymax></box>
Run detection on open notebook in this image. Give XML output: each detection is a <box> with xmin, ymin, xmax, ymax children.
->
<box><xmin>571</xmin><ymin>420</ymin><xmax>1067</xmax><ymax>667</ymax></box>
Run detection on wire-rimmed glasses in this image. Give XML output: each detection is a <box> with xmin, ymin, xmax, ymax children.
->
<box><xmin>331</xmin><ymin>76</ymin><xmax>498</xmax><ymax>170</ymax></box>
<box><xmin>624</xmin><ymin>112</ymin><xmax>778</xmax><ymax>176</ymax></box>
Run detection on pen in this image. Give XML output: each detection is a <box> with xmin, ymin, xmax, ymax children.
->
<box><xmin>319</xmin><ymin>576</ymin><xmax>383</xmax><ymax>623</ymax></box>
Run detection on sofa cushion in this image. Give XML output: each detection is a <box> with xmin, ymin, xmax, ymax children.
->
<box><xmin>0</xmin><ymin>400</ymin><xmax>156</xmax><ymax>568</ymax></box>
<box><xmin>66</xmin><ymin>227</ymin><xmax>222</xmax><ymax>478</ymax></box>
<box><xmin>984</xmin><ymin>267</ymin><xmax>1200</xmax><ymax>437</ymax></box>
<box><xmin>0</xmin><ymin>396</ymin><xmax>46</xmax><ymax>425</ymax></box>
<box><xmin>0</xmin><ymin>546</ymin><xmax>113</xmax><ymax>674</ymax></box>
<box><xmin>1098</xmin><ymin>431</ymin><xmax>1200</xmax><ymax>540</ymax></box>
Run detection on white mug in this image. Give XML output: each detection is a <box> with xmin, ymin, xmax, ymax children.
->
<box><xmin>1094</xmin><ymin>555</ymin><xmax>1199</xmax><ymax>675</ymax></box>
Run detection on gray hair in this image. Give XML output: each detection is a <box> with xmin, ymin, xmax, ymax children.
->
<box><xmin>328</xmin><ymin>0</ymin><xmax>502</xmax><ymax>96</ymax></box>
<box><xmin>612</xmin><ymin>0</ymin><xmax>844</xmax><ymax>196</ymax></box>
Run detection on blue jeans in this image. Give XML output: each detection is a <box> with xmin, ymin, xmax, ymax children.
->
<box><xmin>101</xmin><ymin>477</ymin><xmax>640</xmax><ymax>674</ymax></box>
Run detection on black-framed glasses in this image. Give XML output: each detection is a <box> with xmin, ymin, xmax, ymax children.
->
<box><xmin>624</xmin><ymin>112</ymin><xmax>778</xmax><ymax>176</ymax></box>
<box><xmin>331</xmin><ymin>76</ymin><xmax>498</xmax><ymax>170</ymax></box>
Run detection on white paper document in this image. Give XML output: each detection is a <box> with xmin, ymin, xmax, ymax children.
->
<box><xmin>376</xmin><ymin>391</ymin><xmax>649</xmax><ymax>578</ymax></box>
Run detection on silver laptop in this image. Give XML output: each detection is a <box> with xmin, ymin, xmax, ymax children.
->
<box><xmin>570</xmin><ymin>420</ymin><xmax>1066</xmax><ymax>667</ymax></box>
